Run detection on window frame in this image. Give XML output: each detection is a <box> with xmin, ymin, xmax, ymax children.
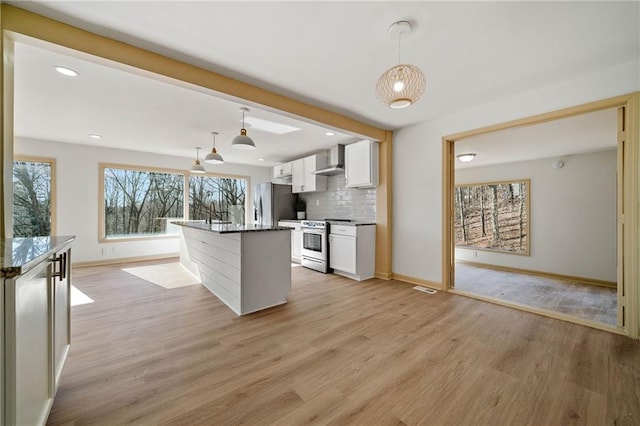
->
<box><xmin>13</xmin><ymin>155</ymin><xmax>57</xmax><ymax>237</ymax></box>
<box><xmin>99</xmin><ymin>163</ymin><xmax>251</xmax><ymax>243</ymax></box>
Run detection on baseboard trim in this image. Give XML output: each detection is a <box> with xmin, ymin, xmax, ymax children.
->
<box><xmin>449</xmin><ymin>288</ymin><xmax>625</xmax><ymax>336</ymax></box>
<box><xmin>456</xmin><ymin>260</ymin><xmax>617</xmax><ymax>289</ymax></box>
<box><xmin>73</xmin><ymin>253</ymin><xmax>178</xmax><ymax>268</ymax></box>
<box><xmin>392</xmin><ymin>273</ymin><xmax>442</xmax><ymax>290</ymax></box>
<box><xmin>375</xmin><ymin>270</ymin><xmax>393</xmax><ymax>280</ymax></box>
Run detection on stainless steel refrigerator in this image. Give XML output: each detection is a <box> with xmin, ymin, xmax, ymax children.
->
<box><xmin>253</xmin><ymin>182</ymin><xmax>296</xmax><ymax>226</ymax></box>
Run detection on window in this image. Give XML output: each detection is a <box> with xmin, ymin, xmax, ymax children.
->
<box><xmin>455</xmin><ymin>180</ymin><xmax>529</xmax><ymax>255</ymax></box>
<box><xmin>102</xmin><ymin>165</ymin><xmax>185</xmax><ymax>240</ymax></box>
<box><xmin>189</xmin><ymin>175</ymin><xmax>247</xmax><ymax>225</ymax></box>
<box><xmin>13</xmin><ymin>157</ymin><xmax>55</xmax><ymax>237</ymax></box>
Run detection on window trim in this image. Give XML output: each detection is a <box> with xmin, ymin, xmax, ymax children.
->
<box><xmin>14</xmin><ymin>155</ymin><xmax>57</xmax><ymax>236</ymax></box>
<box><xmin>99</xmin><ymin>162</ymin><xmax>251</xmax><ymax>243</ymax></box>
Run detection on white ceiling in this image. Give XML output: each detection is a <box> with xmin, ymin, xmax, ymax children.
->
<box><xmin>8</xmin><ymin>1</ymin><xmax>640</xmax><ymax>167</ymax></box>
<box><xmin>14</xmin><ymin>42</ymin><xmax>356</xmax><ymax>167</ymax></box>
<box><xmin>455</xmin><ymin>108</ymin><xmax>618</xmax><ymax>169</ymax></box>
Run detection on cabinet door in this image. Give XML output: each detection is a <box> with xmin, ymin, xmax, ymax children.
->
<box><xmin>53</xmin><ymin>248</ymin><xmax>71</xmax><ymax>388</ymax></box>
<box><xmin>345</xmin><ymin>140</ymin><xmax>376</xmax><ymax>188</ymax></box>
<box><xmin>272</xmin><ymin>165</ymin><xmax>283</xmax><ymax>179</ymax></box>
<box><xmin>329</xmin><ymin>234</ymin><xmax>357</xmax><ymax>274</ymax></box>
<box><xmin>291</xmin><ymin>159</ymin><xmax>305</xmax><ymax>193</ymax></box>
<box><xmin>10</xmin><ymin>261</ymin><xmax>53</xmax><ymax>426</ymax></box>
<box><xmin>302</xmin><ymin>155</ymin><xmax>327</xmax><ymax>192</ymax></box>
<box><xmin>292</xmin><ymin>230</ymin><xmax>302</xmax><ymax>261</ymax></box>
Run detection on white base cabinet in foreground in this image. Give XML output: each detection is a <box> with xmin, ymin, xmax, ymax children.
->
<box><xmin>2</xmin><ymin>238</ymin><xmax>73</xmax><ymax>426</ymax></box>
<box><xmin>329</xmin><ymin>224</ymin><xmax>376</xmax><ymax>281</ymax></box>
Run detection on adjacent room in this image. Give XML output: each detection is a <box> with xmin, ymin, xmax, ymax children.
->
<box><xmin>453</xmin><ymin>108</ymin><xmax>619</xmax><ymax>327</ymax></box>
<box><xmin>1</xmin><ymin>2</ymin><xmax>639</xmax><ymax>425</ymax></box>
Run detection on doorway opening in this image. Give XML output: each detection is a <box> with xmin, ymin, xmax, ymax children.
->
<box><xmin>442</xmin><ymin>94</ymin><xmax>638</xmax><ymax>338</ymax></box>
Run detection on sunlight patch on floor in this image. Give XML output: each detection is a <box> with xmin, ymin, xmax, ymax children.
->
<box><xmin>71</xmin><ymin>285</ymin><xmax>94</xmax><ymax>306</ymax></box>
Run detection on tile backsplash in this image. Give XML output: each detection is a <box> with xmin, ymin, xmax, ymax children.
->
<box><xmin>300</xmin><ymin>174</ymin><xmax>376</xmax><ymax>221</ymax></box>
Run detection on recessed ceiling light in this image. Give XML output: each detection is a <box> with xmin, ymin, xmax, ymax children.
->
<box><xmin>89</xmin><ymin>134</ymin><xmax>102</xmax><ymax>139</ymax></box>
<box><xmin>258</xmin><ymin>158</ymin><xmax>265</xmax><ymax>162</ymax></box>
<box><xmin>54</xmin><ymin>66</ymin><xmax>78</xmax><ymax>77</ymax></box>
<box><xmin>325</xmin><ymin>132</ymin><xmax>336</xmax><ymax>136</ymax></box>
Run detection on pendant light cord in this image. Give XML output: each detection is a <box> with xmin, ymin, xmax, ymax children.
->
<box><xmin>397</xmin><ymin>25</ymin><xmax>401</xmax><ymax>65</ymax></box>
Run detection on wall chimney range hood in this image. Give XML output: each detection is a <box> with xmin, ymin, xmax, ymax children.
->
<box><xmin>313</xmin><ymin>144</ymin><xmax>345</xmax><ymax>175</ymax></box>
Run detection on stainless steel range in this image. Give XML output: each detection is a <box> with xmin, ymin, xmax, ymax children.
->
<box><xmin>300</xmin><ymin>220</ymin><xmax>328</xmax><ymax>273</ymax></box>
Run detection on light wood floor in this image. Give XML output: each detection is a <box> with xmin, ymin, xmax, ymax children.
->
<box><xmin>48</xmin><ymin>259</ymin><xmax>640</xmax><ymax>425</ymax></box>
<box><xmin>454</xmin><ymin>262</ymin><xmax>617</xmax><ymax>325</ymax></box>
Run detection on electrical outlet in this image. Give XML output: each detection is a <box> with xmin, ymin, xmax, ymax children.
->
<box><xmin>473</xmin><ymin>251</ymin><xmax>478</xmax><ymax>258</ymax></box>
<box><xmin>316</xmin><ymin>199</ymin><xmax>320</xmax><ymax>206</ymax></box>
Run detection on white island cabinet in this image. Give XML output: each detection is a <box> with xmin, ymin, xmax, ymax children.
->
<box><xmin>2</xmin><ymin>236</ymin><xmax>75</xmax><ymax>426</ymax></box>
<box><xmin>329</xmin><ymin>224</ymin><xmax>375</xmax><ymax>281</ymax></box>
<box><xmin>176</xmin><ymin>222</ymin><xmax>292</xmax><ymax>315</ymax></box>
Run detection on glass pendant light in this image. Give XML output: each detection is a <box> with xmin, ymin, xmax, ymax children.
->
<box><xmin>231</xmin><ymin>107</ymin><xmax>256</xmax><ymax>150</ymax></box>
<box><xmin>190</xmin><ymin>147</ymin><xmax>206</xmax><ymax>173</ymax></box>
<box><xmin>376</xmin><ymin>21</ymin><xmax>426</xmax><ymax>109</ymax></box>
<box><xmin>204</xmin><ymin>131</ymin><xmax>224</xmax><ymax>164</ymax></box>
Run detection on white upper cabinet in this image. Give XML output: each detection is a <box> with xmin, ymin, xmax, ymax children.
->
<box><xmin>272</xmin><ymin>162</ymin><xmax>293</xmax><ymax>179</ymax></box>
<box><xmin>292</xmin><ymin>153</ymin><xmax>328</xmax><ymax>193</ymax></box>
<box><xmin>345</xmin><ymin>140</ymin><xmax>378</xmax><ymax>188</ymax></box>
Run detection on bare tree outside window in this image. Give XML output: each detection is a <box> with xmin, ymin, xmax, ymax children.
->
<box><xmin>13</xmin><ymin>159</ymin><xmax>53</xmax><ymax>237</ymax></box>
<box><xmin>454</xmin><ymin>180</ymin><xmax>529</xmax><ymax>255</ymax></box>
<box><xmin>189</xmin><ymin>175</ymin><xmax>246</xmax><ymax>225</ymax></box>
<box><xmin>103</xmin><ymin>167</ymin><xmax>184</xmax><ymax>238</ymax></box>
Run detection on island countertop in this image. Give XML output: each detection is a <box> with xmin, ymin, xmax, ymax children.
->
<box><xmin>172</xmin><ymin>221</ymin><xmax>291</xmax><ymax>234</ymax></box>
<box><xmin>1</xmin><ymin>235</ymin><xmax>76</xmax><ymax>278</ymax></box>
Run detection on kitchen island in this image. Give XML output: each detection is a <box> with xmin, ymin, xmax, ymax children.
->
<box><xmin>173</xmin><ymin>221</ymin><xmax>291</xmax><ymax>315</ymax></box>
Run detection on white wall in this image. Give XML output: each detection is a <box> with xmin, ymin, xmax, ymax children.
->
<box><xmin>455</xmin><ymin>150</ymin><xmax>616</xmax><ymax>282</ymax></box>
<box><xmin>393</xmin><ymin>59</ymin><xmax>639</xmax><ymax>284</ymax></box>
<box><xmin>14</xmin><ymin>137</ymin><xmax>271</xmax><ymax>263</ymax></box>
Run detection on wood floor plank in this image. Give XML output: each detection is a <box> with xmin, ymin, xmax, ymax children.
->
<box><xmin>46</xmin><ymin>259</ymin><xmax>640</xmax><ymax>425</ymax></box>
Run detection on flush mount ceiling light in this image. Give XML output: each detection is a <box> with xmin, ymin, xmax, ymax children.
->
<box><xmin>53</xmin><ymin>66</ymin><xmax>78</xmax><ymax>77</ymax></box>
<box><xmin>325</xmin><ymin>131</ymin><xmax>336</xmax><ymax>136</ymax></box>
<box><xmin>376</xmin><ymin>21</ymin><xmax>426</xmax><ymax>109</ymax></box>
<box><xmin>190</xmin><ymin>147</ymin><xmax>206</xmax><ymax>173</ymax></box>
<box><xmin>231</xmin><ymin>107</ymin><xmax>256</xmax><ymax>150</ymax></box>
<box><xmin>204</xmin><ymin>131</ymin><xmax>224</xmax><ymax>164</ymax></box>
<box><xmin>457</xmin><ymin>153</ymin><xmax>476</xmax><ymax>163</ymax></box>
<box><xmin>88</xmin><ymin>134</ymin><xmax>102</xmax><ymax>139</ymax></box>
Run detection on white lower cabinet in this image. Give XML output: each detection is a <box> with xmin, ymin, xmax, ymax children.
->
<box><xmin>278</xmin><ymin>221</ymin><xmax>302</xmax><ymax>263</ymax></box>
<box><xmin>329</xmin><ymin>224</ymin><xmax>375</xmax><ymax>281</ymax></box>
<box><xmin>3</xmin><ymin>244</ymin><xmax>72</xmax><ymax>426</ymax></box>
<box><xmin>329</xmin><ymin>234</ymin><xmax>357</xmax><ymax>274</ymax></box>
<box><xmin>292</xmin><ymin>229</ymin><xmax>302</xmax><ymax>263</ymax></box>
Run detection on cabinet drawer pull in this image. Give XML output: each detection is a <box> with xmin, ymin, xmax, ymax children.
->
<box><xmin>52</xmin><ymin>253</ymin><xmax>66</xmax><ymax>281</ymax></box>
